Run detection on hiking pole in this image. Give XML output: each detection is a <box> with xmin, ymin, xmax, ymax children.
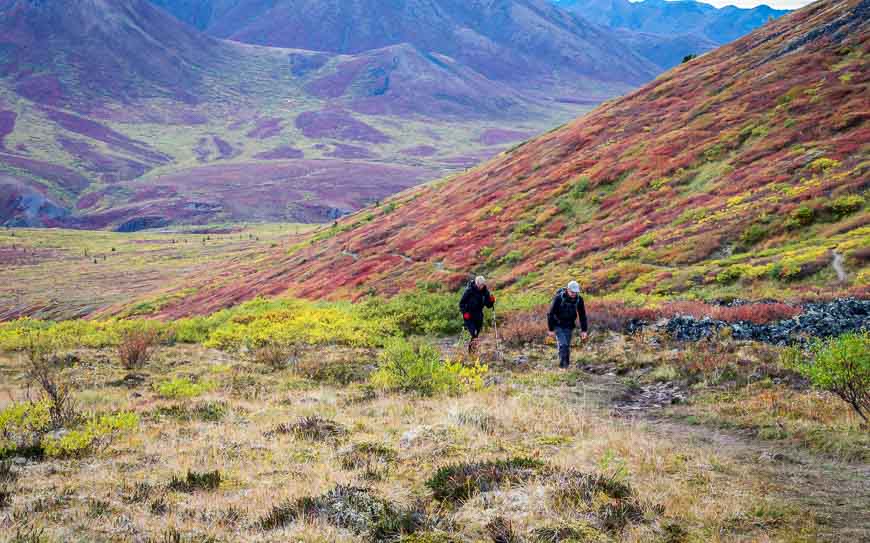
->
<box><xmin>492</xmin><ymin>304</ymin><xmax>503</xmax><ymax>361</ymax></box>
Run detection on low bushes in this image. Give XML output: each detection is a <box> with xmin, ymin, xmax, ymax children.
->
<box><xmin>0</xmin><ymin>319</ymin><xmax>171</xmax><ymax>353</ymax></box>
<box><xmin>500</xmin><ymin>309</ymin><xmax>548</xmax><ymax>347</ymax></box>
<box><xmin>205</xmin><ymin>298</ymin><xmax>396</xmax><ymax>351</ymax></box>
<box><xmin>355</xmin><ymin>289</ymin><xmax>463</xmax><ymax>336</ymax></box>
<box><xmin>154</xmin><ymin>377</ymin><xmax>216</xmax><ymax>399</ymax></box>
<box><xmin>587</xmin><ymin>300</ymin><xmax>662</xmax><ymax>332</ymax></box>
<box><xmin>0</xmin><ymin>297</ymin><xmax>398</xmax><ymax>355</ymax></box>
<box><xmin>426</xmin><ymin>457</ymin><xmax>546</xmax><ymax>503</ymax></box>
<box><xmin>258</xmin><ymin>485</ymin><xmax>422</xmax><ymax>540</ymax></box>
<box><xmin>0</xmin><ymin>402</ymin><xmax>138</xmax><ymax>459</ymax></box>
<box><xmin>549</xmin><ymin>469</ymin><xmax>661</xmax><ymax>533</ymax></box>
<box><xmin>167</xmin><ymin>469</ymin><xmax>222</xmax><ymax>493</ymax></box>
<box><xmin>116</xmin><ymin>327</ymin><xmax>161</xmax><ymax>369</ymax></box>
<box><xmin>266</xmin><ymin>415</ymin><xmax>347</xmax><ymax>442</ymax></box>
<box><xmin>42</xmin><ymin>412</ymin><xmax>139</xmax><ymax>458</ymax></box>
<box><xmin>666</xmin><ymin>301</ymin><xmax>800</xmax><ymax>324</ymax></box>
<box><xmin>338</xmin><ymin>442</ymin><xmax>397</xmax><ymax>479</ymax></box>
<box><xmin>785</xmin><ymin>331</ymin><xmax>869</xmax><ymax>422</ymax></box>
<box><xmin>369</xmin><ymin>338</ymin><xmax>487</xmax><ymax>396</ymax></box>
<box><xmin>0</xmin><ymin>400</ymin><xmax>51</xmax><ymax>458</ymax></box>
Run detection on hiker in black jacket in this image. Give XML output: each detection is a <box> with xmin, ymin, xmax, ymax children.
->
<box><xmin>547</xmin><ymin>280</ymin><xmax>588</xmax><ymax>368</ymax></box>
<box><xmin>459</xmin><ymin>275</ymin><xmax>495</xmax><ymax>353</ymax></box>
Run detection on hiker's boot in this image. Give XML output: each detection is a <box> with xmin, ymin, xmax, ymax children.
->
<box><xmin>468</xmin><ymin>338</ymin><xmax>478</xmax><ymax>355</ymax></box>
<box><xmin>558</xmin><ymin>345</ymin><xmax>570</xmax><ymax>368</ymax></box>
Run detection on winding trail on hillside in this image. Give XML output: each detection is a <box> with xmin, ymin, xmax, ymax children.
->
<box><xmin>568</xmin><ymin>372</ymin><xmax>870</xmax><ymax>542</ymax></box>
<box><xmin>833</xmin><ymin>251</ymin><xmax>849</xmax><ymax>282</ymax></box>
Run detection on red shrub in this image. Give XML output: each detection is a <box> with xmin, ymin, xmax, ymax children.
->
<box><xmin>116</xmin><ymin>328</ymin><xmax>161</xmax><ymax>369</ymax></box>
<box><xmin>713</xmin><ymin>303</ymin><xmax>801</xmax><ymax>324</ymax></box>
<box><xmin>663</xmin><ymin>301</ymin><xmax>800</xmax><ymax>324</ymax></box>
<box><xmin>586</xmin><ymin>300</ymin><xmax>662</xmax><ymax>332</ymax></box>
<box><xmin>499</xmin><ymin>308</ymin><xmax>549</xmax><ymax>347</ymax></box>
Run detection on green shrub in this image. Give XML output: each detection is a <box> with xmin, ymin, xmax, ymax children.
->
<box><xmin>514</xmin><ymin>221</ymin><xmax>535</xmax><ymax>235</ymax></box>
<box><xmin>153</xmin><ymin>401</ymin><xmax>228</xmax><ymax>423</ymax></box>
<box><xmin>426</xmin><ymin>457</ymin><xmax>545</xmax><ymax>503</ymax></box>
<box><xmin>369</xmin><ymin>339</ymin><xmax>487</xmax><ymax>396</ymax></box>
<box><xmin>168</xmin><ymin>469</ymin><xmax>222</xmax><ymax>492</ymax></box>
<box><xmin>500</xmin><ymin>250</ymin><xmax>524</xmax><ymax>265</ymax></box>
<box><xmin>356</xmin><ymin>290</ymin><xmax>461</xmax><ymax>336</ymax></box>
<box><xmin>338</xmin><ymin>442</ymin><xmax>397</xmax><ymax>479</ymax></box>
<box><xmin>828</xmin><ymin>194</ymin><xmax>865</xmax><ymax>218</ymax></box>
<box><xmin>716</xmin><ymin>267</ymin><xmax>743</xmax><ymax>284</ymax></box>
<box><xmin>267</xmin><ymin>415</ymin><xmax>347</xmax><ymax>442</ymax></box>
<box><xmin>0</xmin><ymin>400</ymin><xmax>51</xmax><ymax>457</ymax></box>
<box><xmin>173</xmin><ymin>316</ymin><xmax>221</xmax><ymax>343</ymax></box>
<box><xmin>571</xmin><ymin>177</ymin><xmax>591</xmax><ymax>197</ymax></box>
<box><xmin>789</xmin><ymin>205</ymin><xmax>815</xmax><ymax>228</ymax></box>
<box><xmin>808</xmin><ymin>157</ymin><xmax>841</xmax><ymax>172</ymax></box>
<box><xmin>740</xmin><ymin>223</ymin><xmax>767</xmax><ymax>245</ymax></box>
<box><xmin>258</xmin><ymin>485</ymin><xmax>421</xmax><ymax>539</ymax></box>
<box><xmin>636</xmin><ymin>234</ymin><xmax>654</xmax><ymax>248</ymax></box>
<box><xmin>785</xmin><ymin>332</ymin><xmax>869</xmax><ymax>422</ymax></box>
<box><xmin>154</xmin><ymin>378</ymin><xmax>215</xmax><ymax>399</ymax></box>
<box><xmin>42</xmin><ymin>412</ymin><xmax>139</xmax><ymax>458</ymax></box>
<box><xmin>205</xmin><ymin>298</ymin><xmax>395</xmax><ymax>351</ymax></box>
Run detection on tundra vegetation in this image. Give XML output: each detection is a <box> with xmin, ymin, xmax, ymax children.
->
<box><xmin>0</xmin><ymin>290</ymin><xmax>867</xmax><ymax>542</ymax></box>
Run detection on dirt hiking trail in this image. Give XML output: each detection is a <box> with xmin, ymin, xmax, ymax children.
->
<box><xmin>570</xmin><ymin>371</ymin><xmax>870</xmax><ymax>542</ymax></box>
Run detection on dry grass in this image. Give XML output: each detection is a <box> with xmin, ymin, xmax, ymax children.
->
<box><xmin>0</xmin><ymin>341</ymin><xmax>834</xmax><ymax>542</ymax></box>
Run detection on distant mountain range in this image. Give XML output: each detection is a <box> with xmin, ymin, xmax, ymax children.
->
<box><xmin>0</xmin><ymin>0</ymin><xmax>789</xmax><ymax>229</ymax></box>
<box><xmin>149</xmin><ymin>0</ymin><xmax>659</xmax><ymax>88</ymax></box>
<box><xmin>554</xmin><ymin>0</ymin><xmax>788</xmax><ymax>44</ymax></box>
<box><xmin>150</xmin><ymin>0</ymin><xmax>790</xmax><ymax>70</ymax></box>
<box><xmin>127</xmin><ymin>0</ymin><xmax>868</xmax><ymax>315</ymax></box>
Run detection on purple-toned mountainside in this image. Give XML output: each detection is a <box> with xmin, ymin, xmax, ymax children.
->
<box><xmin>0</xmin><ymin>0</ymin><xmax>228</xmax><ymax>110</ymax></box>
<box><xmin>1</xmin><ymin>0</ymin><xmax>601</xmax><ymax>229</ymax></box>
<box><xmin>152</xmin><ymin>0</ymin><xmax>659</xmax><ymax>90</ymax></box>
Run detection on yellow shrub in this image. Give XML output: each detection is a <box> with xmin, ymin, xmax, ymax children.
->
<box><xmin>205</xmin><ymin>302</ymin><xmax>393</xmax><ymax>351</ymax></box>
<box><xmin>154</xmin><ymin>378</ymin><xmax>216</xmax><ymax>399</ymax></box>
<box><xmin>42</xmin><ymin>412</ymin><xmax>139</xmax><ymax>458</ymax></box>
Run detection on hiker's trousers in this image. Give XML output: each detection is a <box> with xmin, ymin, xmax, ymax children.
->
<box><xmin>554</xmin><ymin>326</ymin><xmax>573</xmax><ymax>368</ymax></box>
<box><xmin>464</xmin><ymin>315</ymin><xmax>484</xmax><ymax>339</ymax></box>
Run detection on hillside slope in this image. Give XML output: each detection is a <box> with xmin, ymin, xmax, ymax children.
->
<box><xmin>136</xmin><ymin>0</ymin><xmax>869</xmax><ymax>318</ymax></box>
<box><xmin>0</xmin><ymin>0</ymin><xmax>587</xmax><ymax>228</ymax></box>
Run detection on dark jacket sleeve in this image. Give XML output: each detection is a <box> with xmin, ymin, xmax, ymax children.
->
<box><xmin>577</xmin><ymin>296</ymin><xmax>588</xmax><ymax>332</ymax></box>
<box><xmin>459</xmin><ymin>285</ymin><xmax>472</xmax><ymax>313</ymax></box>
<box><xmin>547</xmin><ymin>295</ymin><xmax>560</xmax><ymax>331</ymax></box>
<box><xmin>483</xmin><ymin>287</ymin><xmax>494</xmax><ymax>308</ymax></box>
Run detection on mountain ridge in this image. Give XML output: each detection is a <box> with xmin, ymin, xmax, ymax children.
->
<box><xmin>0</xmin><ymin>0</ymin><xmax>607</xmax><ymax>229</ymax></box>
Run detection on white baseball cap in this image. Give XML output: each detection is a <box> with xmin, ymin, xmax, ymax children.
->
<box><xmin>567</xmin><ymin>280</ymin><xmax>581</xmax><ymax>293</ymax></box>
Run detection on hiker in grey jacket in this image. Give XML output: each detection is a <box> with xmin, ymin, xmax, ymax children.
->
<box><xmin>547</xmin><ymin>280</ymin><xmax>589</xmax><ymax>368</ymax></box>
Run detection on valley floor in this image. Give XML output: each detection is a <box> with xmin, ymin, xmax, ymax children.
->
<box><xmin>0</xmin><ymin>224</ymin><xmax>312</xmax><ymax>321</ymax></box>
<box><xmin>0</xmin><ymin>330</ymin><xmax>866</xmax><ymax>542</ymax></box>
